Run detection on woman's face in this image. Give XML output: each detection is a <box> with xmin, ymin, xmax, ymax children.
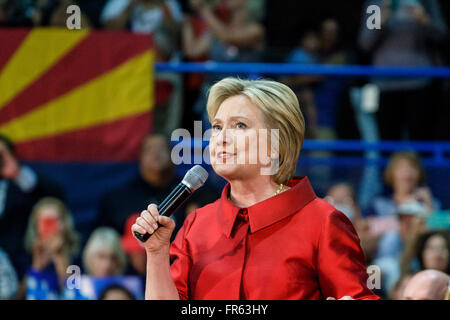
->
<box><xmin>90</xmin><ymin>249</ymin><xmax>119</xmax><ymax>277</ymax></box>
<box><xmin>422</xmin><ymin>235</ymin><xmax>449</xmax><ymax>272</ymax></box>
<box><xmin>139</xmin><ymin>135</ymin><xmax>171</xmax><ymax>173</ymax></box>
<box><xmin>392</xmin><ymin>159</ymin><xmax>420</xmax><ymax>193</ymax></box>
<box><xmin>209</xmin><ymin>95</ymin><xmax>272</xmax><ymax>182</ymax></box>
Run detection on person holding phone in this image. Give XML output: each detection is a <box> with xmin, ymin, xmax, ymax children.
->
<box><xmin>0</xmin><ymin>134</ymin><xmax>65</xmax><ymax>283</ymax></box>
<box><xmin>358</xmin><ymin>0</ymin><xmax>448</xmax><ymax>141</ymax></box>
<box><xmin>23</xmin><ymin>197</ymin><xmax>79</xmax><ymax>300</ymax></box>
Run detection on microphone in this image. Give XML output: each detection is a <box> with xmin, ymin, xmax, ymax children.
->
<box><xmin>134</xmin><ymin>165</ymin><xmax>209</xmax><ymax>242</ymax></box>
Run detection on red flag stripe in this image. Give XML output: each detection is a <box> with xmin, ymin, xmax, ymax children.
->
<box><xmin>15</xmin><ymin>111</ymin><xmax>152</xmax><ymax>162</ymax></box>
<box><xmin>0</xmin><ymin>28</ymin><xmax>30</xmax><ymax>73</ymax></box>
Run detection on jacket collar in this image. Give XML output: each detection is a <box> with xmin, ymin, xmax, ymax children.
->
<box><xmin>217</xmin><ymin>176</ymin><xmax>317</xmax><ymax>238</ymax></box>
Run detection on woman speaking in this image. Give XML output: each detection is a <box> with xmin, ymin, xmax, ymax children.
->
<box><xmin>131</xmin><ymin>77</ymin><xmax>379</xmax><ymax>300</ymax></box>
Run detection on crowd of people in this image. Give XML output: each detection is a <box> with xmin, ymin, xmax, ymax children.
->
<box><xmin>324</xmin><ymin>151</ymin><xmax>449</xmax><ymax>299</ymax></box>
<box><xmin>0</xmin><ymin>131</ymin><xmax>449</xmax><ymax>300</ymax></box>
<box><xmin>0</xmin><ymin>133</ymin><xmax>219</xmax><ymax>299</ymax></box>
<box><xmin>0</xmin><ymin>0</ymin><xmax>449</xmax><ymax>300</ymax></box>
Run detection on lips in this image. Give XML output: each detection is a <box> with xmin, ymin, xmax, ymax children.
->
<box><xmin>216</xmin><ymin>152</ymin><xmax>235</xmax><ymax>159</ymax></box>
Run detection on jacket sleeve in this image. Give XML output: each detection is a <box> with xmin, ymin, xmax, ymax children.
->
<box><xmin>317</xmin><ymin>210</ymin><xmax>380</xmax><ymax>300</ymax></box>
<box><xmin>169</xmin><ymin>211</ymin><xmax>197</xmax><ymax>300</ymax></box>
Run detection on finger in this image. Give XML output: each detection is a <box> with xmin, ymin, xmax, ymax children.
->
<box><xmin>132</xmin><ymin>224</ymin><xmax>147</xmax><ymax>237</ymax></box>
<box><xmin>141</xmin><ymin>210</ymin><xmax>158</xmax><ymax>229</ymax></box>
<box><xmin>157</xmin><ymin>215</ymin><xmax>175</xmax><ymax>229</ymax></box>
<box><xmin>147</xmin><ymin>204</ymin><xmax>160</xmax><ymax>220</ymax></box>
<box><xmin>136</xmin><ymin>216</ymin><xmax>155</xmax><ymax>234</ymax></box>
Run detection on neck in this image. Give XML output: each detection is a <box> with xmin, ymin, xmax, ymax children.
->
<box><xmin>228</xmin><ymin>175</ymin><xmax>280</xmax><ymax>208</ymax></box>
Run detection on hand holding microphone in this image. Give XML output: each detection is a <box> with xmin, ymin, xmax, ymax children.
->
<box><xmin>131</xmin><ymin>165</ymin><xmax>208</xmax><ymax>252</ymax></box>
<box><xmin>131</xmin><ymin>204</ymin><xmax>176</xmax><ymax>253</ymax></box>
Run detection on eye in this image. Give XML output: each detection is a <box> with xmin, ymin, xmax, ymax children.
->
<box><xmin>236</xmin><ymin>122</ymin><xmax>247</xmax><ymax>129</ymax></box>
<box><xmin>212</xmin><ymin>124</ymin><xmax>222</xmax><ymax>131</ymax></box>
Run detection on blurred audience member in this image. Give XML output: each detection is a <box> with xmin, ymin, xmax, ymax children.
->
<box><xmin>83</xmin><ymin>227</ymin><xmax>127</xmax><ymax>277</ymax></box>
<box><xmin>401</xmin><ymin>230</ymin><xmax>450</xmax><ymax>276</ymax></box>
<box><xmin>365</xmin><ymin>152</ymin><xmax>439</xmax><ymax>221</ymax></box>
<box><xmin>185</xmin><ymin>0</ymin><xmax>265</xmax><ymax>126</ymax></box>
<box><xmin>24</xmin><ymin>197</ymin><xmax>79</xmax><ymax>300</ymax></box>
<box><xmin>325</xmin><ymin>182</ymin><xmax>363</xmax><ymax>223</ymax></box>
<box><xmin>389</xmin><ymin>273</ymin><xmax>413</xmax><ymax>300</ymax></box>
<box><xmin>121</xmin><ymin>213</ymin><xmax>146</xmax><ymax>276</ymax></box>
<box><xmin>98</xmin><ymin>283</ymin><xmax>136</xmax><ymax>300</ymax></box>
<box><xmin>0</xmin><ymin>248</ymin><xmax>18</xmax><ymax>299</ymax></box>
<box><xmin>417</xmin><ymin>230</ymin><xmax>450</xmax><ymax>274</ymax></box>
<box><xmin>373</xmin><ymin>199</ymin><xmax>428</xmax><ymax>296</ymax></box>
<box><xmin>0</xmin><ymin>134</ymin><xmax>65</xmax><ymax>280</ymax></box>
<box><xmin>282</xmin><ymin>31</ymin><xmax>321</xmax><ymax>139</ymax></box>
<box><xmin>403</xmin><ymin>269</ymin><xmax>450</xmax><ymax>300</ymax></box>
<box><xmin>100</xmin><ymin>0</ymin><xmax>183</xmax><ymax>61</ymax></box>
<box><xmin>358</xmin><ymin>0</ymin><xmax>448</xmax><ymax>141</ymax></box>
<box><xmin>318</xmin><ymin>18</ymin><xmax>348</xmax><ymax>64</ymax></box>
<box><xmin>287</xmin><ymin>31</ymin><xmax>320</xmax><ymax>66</ymax></box>
<box><xmin>314</xmin><ymin>18</ymin><xmax>350</xmax><ymax>141</ymax></box>
<box><xmin>183</xmin><ymin>0</ymin><xmax>264</xmax><ymax>61</ymax></box>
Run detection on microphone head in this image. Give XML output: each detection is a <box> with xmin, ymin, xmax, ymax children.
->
<box><xmin>182</xmin><ymin>165</ymin><xmax>209</xmax><ymax>191</ymax></box>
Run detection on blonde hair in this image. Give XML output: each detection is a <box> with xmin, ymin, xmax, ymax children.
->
<box><xmin>82</xmin><ymin>227</ymin><xmax>127</xmax><ymax>276</ymax></box>
<box><xmin>207</xmin><ymin>77</ymin><xmax>305</xmax><ymax>184</ymax></box>
<box><xmin>384</xmin><ymin>151</ymin><xmax>426</xmax><ymax>187</ymax></box>
<box><xmin>24</xmin><ymin>197</ymin><xmax>79</xmax><ymax>258</ymax></box>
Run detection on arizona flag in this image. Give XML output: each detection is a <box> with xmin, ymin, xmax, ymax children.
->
<box><xmin>0</xmin><ymin>28</ymin><xmax>154</xmax><ymax>162</ymax></box>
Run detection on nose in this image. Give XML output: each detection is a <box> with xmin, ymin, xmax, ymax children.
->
<box><xmin>215</xmin><ymin>127</ymin><xmax>233</xmax><ymax>147</ymax></box>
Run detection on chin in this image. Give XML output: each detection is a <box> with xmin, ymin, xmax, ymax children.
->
<box><xmin>212</xmin><ymin>162</ymin><xmax>243</xmax><ymax>181</ymax></box>
<box><xmin>213</xmin><ymin>162</ymin><xmax>263</xmax><ymax>182</ymax></box>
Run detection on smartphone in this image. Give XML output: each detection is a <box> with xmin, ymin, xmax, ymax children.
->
<box><xmin>38</xmin><ymin>216</ymin><xmax>60</xmax><ymax>242</ymax></box>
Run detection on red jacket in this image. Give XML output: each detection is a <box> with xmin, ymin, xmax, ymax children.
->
<box><xmin>170</xmin><ymin>176</ymin><xmax>379</xmax><ymax>300</ymax></box>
